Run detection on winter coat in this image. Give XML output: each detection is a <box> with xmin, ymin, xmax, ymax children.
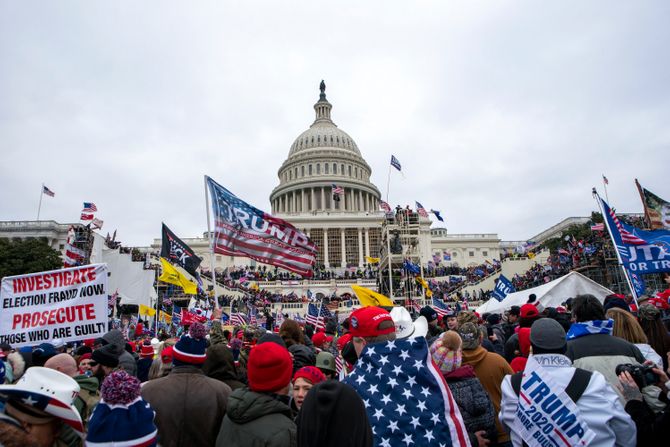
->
<box><xmin>203</xmin><ymin>344</ymin><xmax>245</xmax><ymax>390</ymax></box>
<box><xmin>500</xmin><ymin>354</ymin><xmax>636</xmax><ymax>447</ymax></box>
<box><xmin>635</xmin><ymin>343</ymin><xmax>663</xmax><ymax>367</ymax></box>
<box><xmin>216</xmin><ymin>387</ymin><xmax>297</xmax><ymax>447</ymax></box>
<box><xmin>566</xmin><ymin>333</ymin><xmax>646</xmax><ymax>399</ymax></box>
<box><xmin>288</xmin><ymin>344</ymin><xmax>315</xmax><ymax>374</ymax></box>
<box><xmin>461</xmin><ymin>345</ymin><xmax>513</xmax><ymax>444</ymax></box>
<box><xmin>443</xmin><ymin>365</ymin><xmax>496</xmax><ymax>446</ymax></box>
<box><xmin>73</xmin><ymin>374</ymin><xmax>100</xmax><ymax>425</ymax></box>
<box><xmin>102</xmin><ymin>329</ymin><xmax>137</xmax><ymax>377</ymax></box>
<box><xmin>136</xmin><ymin>357</ymin><xmax>153</xmax><ymax>383</ymax></box>
<box><xmin>142</xmin><ymin>365</ymin><xmax>232</xmax><ymax>447</ymax></box>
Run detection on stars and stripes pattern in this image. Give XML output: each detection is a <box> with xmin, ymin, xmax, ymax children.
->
<box><xmin>415</xmin><ymin>202</ymin><xmax>429</xmax><ymax>218</ymax></box>
<box><xmin>230</xmin><ymin>312</ymin><xmax>247</xmax><ymax>326</ymax></box>
<box><xmin>172</xmin><ymin>305</ymin><xmax>182</xmax><ymax>325</ymax></box>
<box><xmin>590</xmin><ymin>223</ymin><xmax>604</xmax><ymax>231</ymax></box>
<box><xmin>343</xmin><ymin>337</ymin><xmax>470</xmax><ymax>447</ymax></box>
<box><xmin>42</xmin><ymin>185</ymin><xmax>55</xmax><ymax>197</ymax></box>
<box><xmin>390</xmin><ymin>155</ymin><xmax>402</xmax><ymax>171</ymax></box>
<box><xmin>379</xmin><ymin>200</ymin><xmax>392</xmax><ymax>213</ymax></box>
<box><xmin>306</xmin><ymin>303</ymin><xmax>328</xmax><ymax>329</ymax></box>
<box><xmin>332</xmin><ymin>184</ymin><xmax>344</xmax><ymax>195</ymax></box>
<box><xmin>206</xmin><ymin>176</ymin><xmax>317</xmax><ymax>277</ymax></box>
<box><xmin>82</xmin><ymin>202</ymin><xmax>98</xmax><ymax>212</ymax></box>
<box><xmin>431</xmin><ymin>297</ymin><xmax>452</xmax><ymax>317</ymax></box>
<box><xmin>602</xmin><ymin>198</ymin><xmax>647</xmax><ymax>245</ymax></box>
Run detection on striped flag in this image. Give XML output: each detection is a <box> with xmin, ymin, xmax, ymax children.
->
<box><xmin>230</xmin><ymin>312</ymin><xmax>247</xmax><ymax>326</ymax></box>
<box><xmin>206</xmin><ymin>176</ymin><xmax>317</xmax><ymax>277</ymax></box>
<box><xmin>332</xmin><ymin>184</ymin><xmax>344</xmax><ymax>195</ymax></box>
<box><xmin>431</xmin><ymin>297</ymin><xmax>451</xmax><ymax>317</ymax></box>
<box><xmin>335</xmin><ymin>354</ymin><xmax>344</xmax><ymax>375</ymax></box>
<box><xmin>42</xmin><ymin>185</ymin><xmax>55</xmax><ymax>197</ymax></box>
<box><xmin>390</xmin><ymin>155</ymin><xmax>401</xmax><ymax>171</ymax></box>
<box><xmin>80</xmin><ymin>213</ymin><xmax>94</xmax><ymax>221</ymax></box>
<box><xmin>379</xmin><ymin>201</ymin><xmax>392</xmax><ymax>213</ymax></box>
<box><xmin>249</xmin><ymin>307</ymin><xmax>258</xmax><ymax>325</ymax></box>
<box><xmin>415</xmin><ymin>201</ymin><xmax>429</xmax><ymax>218</ymax></box>
<box><xmin>605</xmin><ymin>202</ymin><xmax>647</xmax><ymax>245</ymax></box>
<box><xmin>91</xmin><ymin>218</ymin><xmax>104</xmax><ymax>230</ymax></box>
<box><xmin>306</xmin><ymin>303</ymin><xmax>330</xmax><ymax>330</ymax></box>
<box><xmin>82</xmin><ymin>202</ymin><xmax>98</xmax><ymax>212</ymax></box>
<box><xmin>590</xmin><ymin>223</ymin><xmax>604</xmax><ymax>231</ymax></box>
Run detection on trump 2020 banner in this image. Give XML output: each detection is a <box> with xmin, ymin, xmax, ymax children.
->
<box><xmin>515</xmin><ymin>356</ymin><xmax>595</xmax><ymax>446</ymax></box>
<box><xmin>0</xmin><ymin>264</ymin><xmax>109</xmax><ymax>348</ymax></box>
<box><xmin>492</xmin><ymin>274</ymin><xmax>515</xmax><ymax>302</ymax></box>
<box><xmin>206</xmin><ymin>176</ymin><xmax>318</xmax><ymax>277</ymax></box>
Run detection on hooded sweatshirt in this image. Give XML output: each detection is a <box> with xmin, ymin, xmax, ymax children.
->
<box><xmin>102</xmin><ymin>329</ymin><xmax>137</xmax><ymax>377</ymax></box>
<box><xmin>296</xmin><ymin>381</ymin><xmax>373</xmax><ymax>447</ymax></box>
<box><xmin>461</xmin><ymin>345</ymin><xmax>513</xmax><ymax>444</ymax></box>
<box><xmin>216</xmin><ymin>387</ymin><xmax>296</xmax><ymax>447</ymax></box>
<box><xmin>203</xmin><ymin>344</ymin><xmax>245</xmax><ymax>390</ymax></box>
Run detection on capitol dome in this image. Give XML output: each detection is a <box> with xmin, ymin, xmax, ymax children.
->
<box><xmin>270</xmin><ymin>81</ymin><xmax>382</xmax><ymax>215</ymax></box>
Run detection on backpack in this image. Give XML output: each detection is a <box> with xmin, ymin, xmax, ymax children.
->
<box><xmin>510</xmin><ymin>368</ymin><xmax>592</xmax><ymax>447</ymax></box>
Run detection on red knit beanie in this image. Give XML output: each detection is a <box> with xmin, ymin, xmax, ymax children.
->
<box><xmin>293</xmin><ymin>366</ymin><xmax>326</xmax><ymax>386</ymax></box>
<box><xmin>140</xmin><ymin>341</ymin><xmax>154</xmax><ymax>358</ymax></box>
<box><xmin>247</xmin><ymin>342</ymin><xmax>293</xmax><ymax>393</ymax></box>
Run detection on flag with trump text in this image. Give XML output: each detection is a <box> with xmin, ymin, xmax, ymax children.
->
<box><xmin>343</xmin><ymin>337</ymin><xmax>471</xmax><ymax>447</ymax></box>
<box><xmin>636</xmin><ymin>179</ymin><xmax>670</xmax><ymax>230</ymax></box>
<box><xmin>206</xmin><ymin>176</ymin><xmax>317</xmax><ymax>277</ymax></box>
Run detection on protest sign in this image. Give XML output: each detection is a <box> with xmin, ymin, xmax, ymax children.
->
<box><xmin>0</xmin><ymin>264</ymin><xmax>108</xmax><ymax>348</ymax></box>
<box><xmin>492</xmin><ymin>274</ymin><xmax>515</xmax><ymax>302</ymax></box>
<box><xmin>515</xmin><ymin>356</ymin><xmax>596</xmax><ymax>447</ymax></box>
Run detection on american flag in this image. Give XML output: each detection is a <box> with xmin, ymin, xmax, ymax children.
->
<box><xmin>221</xmin><ymin>311</ymin><xmax>230</xmax><ymax>323</ymax></box>
<box><xmin>601</xmin><ymin>198</ymin><xmax>647</xmax><ymax>245</ymax></box>
<box><xmin>206</xmin><ymin>176</ymin><xmax>317</xmax><ymax>277</ymax></box>
<box><xmin>415</xmin><ymin>201</ymin><xmax>429</xmax><ymax>218</ymax></box>
<box><xmin>249</xmin><ymin>307</ymin><xmax>258</xmax><ymax>325</ymax></box>
<box><xmin>91</xmin><ymin>218</ymin><xmax>104</xmax><ymax>230</ymax></box>
<box><xmin>335</xmin><ymin>354</ymin><xmax>344</xmax><ymax>375</ymax></box>
<box><xmin>602</xmin><ymin>174</ymin><xmax>609</xmax><ymax>185</ymax></box>
<box><xmin>343</xmin><ymin>337</ymin><xmax>470</xmax><ymax>446</ymax></box>
<box><xmin>80</xmin><ymin>213</ymin><xmax>94</xmax><ymax>221</ymax></box>
<box><xmin>42</xmin><ymin>185</ymin><xmax>55</xmax><ymax>197</ymax></box>
<box><xmin>108</xmin><ymin>292</ymin><xmax>118</xmax><ymax>308</ymax></box>
<box><xmin>82</xmin><ymin>202</ymin><xmax>98</xmax><ymax>212</ymax></box>
<box><xmin>590</xmin><ymin>223</ymin><xmax>604</xmax><ymax>231</ymax></box>
<box><xmin>332</xmin><ymin>184</ymin><xmax>344</xmax><ymax>195</ymax></box>
<box><xmin>390</xmin><ymin>155</ymin><xmax>402</xmax><ymax>171</ymax></box>
<box><xmin>306</xmin><ymin>303</ymin><xmax>326</xmax><ymax>329</ymax></box>
<box><xmin>431</xmin><ymin>297</ymin><xmax>451</xmax><ymax>317</ymax></box>
<box><xmin>230</xmin><ymin>312</ymin><xmax>247</xmax><ymax>326</ymax></box>
<box><xmin>411</xmin><ymin>299</ymin><xmax>422</xmax><ymax>314</ymax></box>
<box><xmin>379</xmin><ymin>200</ymin><xmax>392</xmax><ymax>213</ymax></box>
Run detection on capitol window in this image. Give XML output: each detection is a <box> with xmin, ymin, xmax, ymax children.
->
<box><xmin>309</xmin><ymin>165</ymin><xmax>313</xmax><ymax>175</ymax></box>
<box><xmin>355</xmin><ymin>167</ymin><xmax>358</xmax><ymax>177</ymax></box>
<box><xmin>483</xmin><ymin>251</ymin><xmax>488</xmax><ymax>257</ymax></box>
<box><xmin>333</xmin><ymin>163</ymin><xmax>337</xmax><ymax>173</ymax></box>
<box><xmin>469</xmin><ymin>251</ymin><xmax>475</xmax><ymax>257</ymax></box>
<box><xmin>301</xmin><ymin>166</ymin><xmax>305</xmax><ymax>177</ymax></box>
<box><xmin>294</xmin><ymin>168</ymin><xmax>297</xmax><ymax>178</ymax></box>
<box><xmin>317</xmin><ymin>164</ymin><xmax>321</xmax><ymax>174</ymax></box>
<box><xmin>348</xmin><ymin>165</ymin><xmax>352</xmax><ymax>176</ymax></box>
<box><xmin>341</xmin><ymin>164</ymin><xmax>345</xmax><ymax>175</ymax></box>
<box><xmin>325</xmin><ymin>163</ymin><xmax>329</xmax><ymax>174</ymax></box>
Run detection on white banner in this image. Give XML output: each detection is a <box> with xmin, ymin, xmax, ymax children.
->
<box><xmin>0</xmin><ymin>264</ymin><xmax>109</xmax><ymax>348</ymax></box>
<box><xmin>514</xmin><ymin>355</ymin><xmax>596</xmax><ymax>447</ymax></box>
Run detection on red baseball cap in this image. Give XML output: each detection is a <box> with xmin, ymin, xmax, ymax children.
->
<box><xmin>520</xmin><ymin>304</ymin><xmax>539</xmax><ymax>319</ymax></box>
<box><xmin>337</xmin><ymin>333</ymin><xmax>352</xmax><ymax>351</ymax></box>
<box><xmin>311</xmin><ymin>332</ymin><xmax>333</xmax><ymax>348</ymax></box>
<box><xmin>349</xmin><ymin>307</ymin><xmax>395</xmax><ymax>338</ymax></box>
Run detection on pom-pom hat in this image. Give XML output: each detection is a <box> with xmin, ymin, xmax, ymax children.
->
<box><xmin>140</xmin><ymin>340</ymin><xmax>154</xmax><ymax>359</ymax></box>
<box><xmin>293</xmin><ymin>366</ymin><xmax>326</xmax><ymax>385</ymax></box>
<box><xmin>86</xmin><ymin>370</ymin><xmax>157</xmax><ymax>446</ymax></box>
<box><xmin>173</xmin><ymin>322</ymin><xmax>207</xmax><ymax>365</ymax></box>
<box><xmin>0</xmin><ymin>367</ymin><xmax>84</xmax><ymax>437</ymax></box>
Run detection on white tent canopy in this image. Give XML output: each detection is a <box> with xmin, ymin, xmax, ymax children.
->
<box><xmin>475</xmin><ymin>271</ymin><xmax>614</xmax><ymax>315</ymax></box>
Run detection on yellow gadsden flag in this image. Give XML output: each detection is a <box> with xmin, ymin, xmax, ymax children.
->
<box><xmin>365</xmin><ymin>256</ymin><xmax>380</xmax><ymax>264</ymax></box>
<box><xmin>159</xmin><ymin>257</ymin><xmax>197</xmax><ymax>295</ymax></box>
<box><xmin>351</xmin><ymin>285</ymin><xmax>394</xmax><ymax>308</ymax></box>
<box><xmin>159</xmin><ymin>310</ymin><xmax>172</xmax><ymax>324</ymax></box>
<box><xmin>139</xmin><ymin>304</ymin><xmax>156</xmax><ymax>317</ymax></box>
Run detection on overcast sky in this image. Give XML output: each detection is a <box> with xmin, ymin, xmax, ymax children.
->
<box><xmin>1</xmin><ymin>1</ymin><xmax>669</xmax><ymax>246</ymax></box>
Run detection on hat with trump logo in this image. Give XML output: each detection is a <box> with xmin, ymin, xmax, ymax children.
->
<box><xmin>349</xmin><ymin>306</ymin><xmax>395</xmax><ymax>338</ymax></box>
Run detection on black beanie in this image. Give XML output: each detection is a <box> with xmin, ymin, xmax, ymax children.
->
<box><xmin>92</xmin><ymin>344</ymin><xmax>120</xmax><ymax>368</ymax></box>
<box><xmin>297</xmin><ymin>381</ymin><xmax>373</xmax><ymax>447</ymax></box>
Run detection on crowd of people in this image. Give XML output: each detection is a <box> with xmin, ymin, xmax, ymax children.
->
<box><xmin>2</xmin><ymin>272</ymin><xmax>670</xmax><ymax>446</ymax></box>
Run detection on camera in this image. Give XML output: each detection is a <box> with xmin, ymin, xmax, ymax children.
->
<box><xmin>615</xmin><ymin>363</ymin><xmax>659</xmax><ymax>389</ymax></box>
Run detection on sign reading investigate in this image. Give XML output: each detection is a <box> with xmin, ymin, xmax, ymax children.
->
<box><xmin>1</xmin><ymin>264</ymin><xmax>109</xmax><ymax>348</ymax></box>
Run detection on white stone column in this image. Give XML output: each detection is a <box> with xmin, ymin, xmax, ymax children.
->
<box><xmin>358</xmin><ymin>228</ymin><xmax>363</xmax><ymax>266</ymax></box>
<box><xmin>323</xmin><ymin>229</ymin><xmax>329</xmax><ymax>267</ymax></box>
<box><xmin>340</xmin><ymin>228</ymin><xmax>346</xmax><ymax>268</ymax></box>
<box><xmin>364</xmin><ymin>228</ymin><xmax>370</xmax><ymax>257</ymax></box>
<box><xmin>311</xmin><ymin>188</ymin><xmax>315</xmax><ymax>212</ymax></box>
<box><xmin>302</xmin><ymin>189</ymin><xmax>307</xmax><ymax>212</ymax></box>
<box><xmin>320</xmin><ymin>188</ymin><xmax>325</xmax><ymax>211</ymax></box>
<box><xmin>359</xmin><ymin>190</ymin><xmax>363</xmax><ymax>211</ymax></box>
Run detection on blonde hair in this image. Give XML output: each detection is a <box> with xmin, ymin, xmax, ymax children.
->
<box><xmin>606</xmin><ymin>308</ymin><xmax>648</xmax><ymax>344</ymax></box>
<box><xmin>439</xmin><ymin>331</ymin><xmax>462</xmax><ymax>351</ymax></box>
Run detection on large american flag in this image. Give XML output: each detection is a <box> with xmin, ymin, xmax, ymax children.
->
<box><xmin>206</xmin><ymin>176</ymin><xmax>318</xmax><ymax>277</ymax></box>
<box><xmin>601</xmin><ymin>197</ymin><xmax>647</xmax><ymax>246</ymax></box>
<box><xmin>431</xmin><ymin>297</ymin><xmax>451</xmax><ymax>317</ymax></box>
<box><xmin>343</xmin><ymin>337</ymin><xmax>471</xmax><ymax>446</ymax></box>
<box><xmin>415</xmin><ymin>201</ymin><xmax>429</xmax><ymax>218</ymax></box>
<box><xmin>332</xmin><ymin>184</ymin><xmax>344</xmax><ymax>195</ymax></box>
<box><xmin>379</xmin><ymin>200</ymin><xmax>392</xmax><ymax>213</ymax></box>
<box><xmin>306</xmin><ymin>303</ymin><xmax>326</xmax><ymax>329</ymax></box>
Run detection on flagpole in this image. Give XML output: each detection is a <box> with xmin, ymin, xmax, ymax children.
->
<box><xmin>204</xmin><ymin>176</ymin><xmax>220</xmax><ymax>309</ymax></box>
<box><xmin>593</xmin><ymin>190</ymin><xmax>639</xmax><ymax>306</ymax></box>
<box><xmin>37</xmin><ymin>183</ymin><xmax>44</xmax><ymax>221</ymax></box>
<box><xmin>385</xmin><ymin>163</ymin><xmax>391</xmax><ymax>205</ymax></box>
<box><xmin>386</xmin><ymin>223</ymin><xmax>393</xmax><ymax>299</ymax></box>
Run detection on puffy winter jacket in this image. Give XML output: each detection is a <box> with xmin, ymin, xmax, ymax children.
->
<box><xmin>216</xmin><ymin>387</ymin><xmax>297</xmax><ymax>447</ymax></box>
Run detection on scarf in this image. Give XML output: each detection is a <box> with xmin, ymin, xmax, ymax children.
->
<box><xmin>566</xmin><ymin>319</ymin><xmax>613</xmax><ymax>340</ymax></box>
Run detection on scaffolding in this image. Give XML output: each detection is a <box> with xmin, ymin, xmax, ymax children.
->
<box><xmin>378</xmin><ymin>210</ymin><xmax>427</xmax><ymax>307</ymax></box>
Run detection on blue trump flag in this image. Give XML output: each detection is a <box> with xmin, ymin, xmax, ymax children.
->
<box><xmin>492</xmin><ymin>275</ymin><xmax>515</xmax><ymax>302</ymax></box>
<box><xmin>343</xmin><ymin>337</ymin><xmax>470</xmax><ymax>446</ymax></box>
<box><xmin>601</xmin><ymin>197</ymin><xmax>670</xmax><ymax>274</ymax></box>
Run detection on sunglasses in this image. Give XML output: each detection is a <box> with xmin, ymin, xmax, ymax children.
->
<box><xmin>88</xmin><ymin>361</ymin><xmax>99</xmax><ymax>367</ymax></box>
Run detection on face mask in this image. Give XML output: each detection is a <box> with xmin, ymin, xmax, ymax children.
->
<box><xmin>341</xmin><ymin>341</ymin><xmax>358</xmax><ymax>365</ymax></box>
